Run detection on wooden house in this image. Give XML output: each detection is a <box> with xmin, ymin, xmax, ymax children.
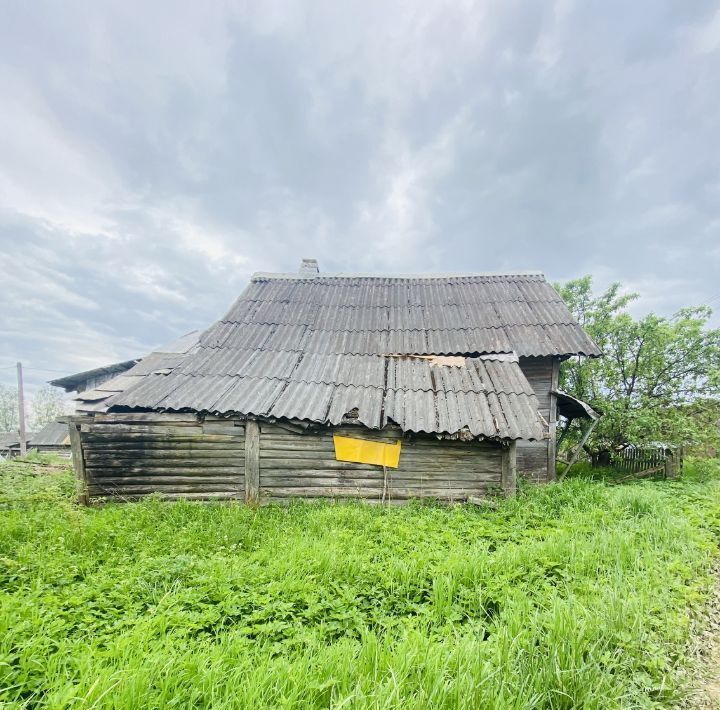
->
<box><xmin>28</xmin><ymin>421</ymin><xmax>72</xmax><ymax>456</ymax></box>
<box><xmin>67</xmin><ymin>263</ymin><xmax>600</xmax><ymax>504</ymax></box>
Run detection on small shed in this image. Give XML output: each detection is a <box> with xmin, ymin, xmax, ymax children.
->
<box><xmin>0</xmin><ymin>432</ymin><xmax>34</xmax><ymax>458</ymax></box>
<box><xmin>50</xmin><ymin>360</ymin><xmax>139</xmax><ymax>395</ymax></box>
<box><xmin>28</xmin><ymin>422</ymin><xmax>72</xmax><ymax>456</ymax></box>
<box><xmin>66</xmin><ymin>264</ymin><xmax>600</xmax><ymax>504</ymax></box>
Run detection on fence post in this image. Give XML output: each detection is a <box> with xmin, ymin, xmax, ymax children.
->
<box><xmin>664</xmin><ymin>455</ymin><xmax>673</xmax><ymax>480</ymax></box>
<box><xmin>501</xmin><ymin>441</ymin><xmax>517</xmax><ymax>497</ymax></box>
<box><xmin>245</xmin><ymin>419</ymin><xmax>260</xmax><ymax>503</ymax></box>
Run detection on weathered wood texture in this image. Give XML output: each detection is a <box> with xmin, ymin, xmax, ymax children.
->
<box><xmin>69</xmin><ymin>423</ymin><xmax>89</xmax><ymax>505</ymax></box>
<box><xmin>258</xmin><ymin>423</ymin><xmax>503</xmax><ymax>502</ymax></box>
<box><xmin>77</xmin><ymin>415</ymin><xmax>504</xmax><ymax>504</ymax></box>
<box><xmin>244</xmin><ymin>419</ymin><xmax>260</xmax><ymax>503</ymax></box>
<box><xmin>517</xmin><ymin>356</ymin><xmax>556</xmax><ymax>483</ymax></box>
<box><xmin>80</xmin><ymin>415</ymin><xmax>246</xmax><ymax>501</ymax></box>
<box><xmin>501</xmin><ymin>440</ymin><xmax>517</xmax><ymax>497</ymax></box>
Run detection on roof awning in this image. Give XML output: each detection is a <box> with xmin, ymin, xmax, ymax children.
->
<box><xmin>554</xmin><ymin>390</ymin><xmax>601</xmax><ymax>421</ymax></box>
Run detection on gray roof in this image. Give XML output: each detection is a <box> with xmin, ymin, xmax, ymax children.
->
<box><xmin>97</xmin><ymin>271</ymin><xmax>600</xmax><ymax>440</ymax></box>
<box><xmin>0</xmin><ymin>432</ymin><xmax>35</xmax><ymax>450</ymax></box>
<box><xmin>49</xmin><ymin>360</ymin><xmax>139</xmax><ymax>392</ymax></box>
<box><xmin>555</xmin><ymin>390</ymin><xmax>601</xmax><ymax>420</ymax></box>
<box><xmin>75</xmin><ymin>331</ymin><xmax>200</xmax><ymax>413</ymax></box>
<box><xmin>109</xmin><ymin>353</ymin><xmax>545</xmax><ymax>440</ymax></box>
<box><xmin>29</xmin><ymin>421</ymin><xmax>71</xmax><ymax>446</ymax></box>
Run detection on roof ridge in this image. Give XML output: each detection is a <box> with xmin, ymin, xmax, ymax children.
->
<box><xmin>251</xmin><ymin>271</ymin><xmax>546</xmax><ymax>281</ymax></box>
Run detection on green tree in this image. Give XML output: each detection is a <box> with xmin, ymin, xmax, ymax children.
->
<box><xmin>555</xmin><ymin>277</ymin><xmax>720</xmax><ymax>456</ymax></box>
<box><xmin>0</xmin><ymin>384</ymin><xmax>19</xmax><ymax>431</ymax></box>
<box><xmin>30</xmin><ymin>386</ymin><xmax>68</xmax><ymax>429</ymax></box>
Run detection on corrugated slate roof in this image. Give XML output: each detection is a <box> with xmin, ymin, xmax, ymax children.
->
<box><xmin>30</xmin><ymin>421</ymin><xmax>71</xmax><ymax>446</ymax></box>
<box><xmin>97</xmin><ymin>271</ymin><xmax>599</xmax><ymax>440</ymax></box>
<box><xmin>108</xmin><ymin>354</ymin><xmax>545</xmax><ymax>439</ymax></box>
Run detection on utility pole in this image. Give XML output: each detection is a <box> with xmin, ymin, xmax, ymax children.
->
<box><xmin>17</xmin><ymin>362</ymin><xmax>27</xmax><ymax>456</ymax></box>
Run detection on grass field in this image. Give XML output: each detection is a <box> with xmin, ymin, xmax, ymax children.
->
<box><xmin>1</xmin><ymin>457</ymin><xmax>719</xmax><ymax>709</ymax></box>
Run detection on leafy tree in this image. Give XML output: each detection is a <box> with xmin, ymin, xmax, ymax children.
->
<box><xmin>30</xmin><ymin>386</ymin><xmax>69</xmax><ymax>429</ymax></box>
<box><xmin>555</xmin><ymin>277</ymin><xmax>720</xmax><ymax>456</ymax></box>
<box><xmin>0</xmin><ymin>384</ymin><xmax>19</xmax><ymax>431</ymax></box>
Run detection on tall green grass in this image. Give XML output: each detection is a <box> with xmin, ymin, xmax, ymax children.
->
<box><xmin>0</xmin><ymin>457</ymin><xmax>718</xmax><ymax>708</ymax></box>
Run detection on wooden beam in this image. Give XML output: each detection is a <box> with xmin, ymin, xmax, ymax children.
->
<box><xmin>547</xmin><ymin>357</ymin><xmax>560</xmax><ymax>481</ymax></box>
<box><xmin>16</xmin><ymin>362</ymin><xmax>27</xmax><ymax>457</ymax></box>
<box><xmin>501</xmin><ymin>441</ymin><xmax>517</xmax><ymax>497</ymax></box>
<box><xmin>559</xmin><ymin>417</ymin><xmax>599</xmax><ymax>479</ymax></box>
<box><xmin>245</xmin><ymin>419</ymin><xmax>260</xmax><ymax>503</ymax></box>
<box><xmin>68</xmin><ymin>423</ymin><xmax>89</xmax><ymax>505</ymax></box>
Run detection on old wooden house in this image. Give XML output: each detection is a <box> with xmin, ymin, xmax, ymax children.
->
<box><xmin>67</xmin><ymin>263</ymin><xmax>600</xmax><ymax>504</ymax></box>
<box><xmin>28</xmin><ymin>421</ymin><xmax>72</xmax><ymax>456</ymax></box>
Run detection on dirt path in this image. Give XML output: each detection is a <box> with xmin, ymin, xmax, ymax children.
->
<box><xmin>684</xmin><ymin>572</ymin><xmax>720</xmax><ymax>709</ymax></box>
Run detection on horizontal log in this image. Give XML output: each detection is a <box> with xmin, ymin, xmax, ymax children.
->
<box><xmin>259</xmin><ymin>486</ymin><xmax>479</xmax><ymax>499</ymax></box>
<box><xmin>88</xmin><ymin>476</ymin><xmax>243</xmax><ymax>486</ymax></box>
<box><xmin>259</xmin><ymin>459</ymin><xmax>500</xmax><ymax>475</ymax></box>
<box><xmin>83</xmin><ymin>441</ymin><xmax>244</xmax><ymax>451</ymax></box>
<box><xmin>82</xmin><ymin>433</ymin><xmax>242</xmax><ymax>443</ymax></box>
<box><xmin>258</xmin><ymin>437</ymin><xmax>498</xmax><ymax>452</ymax></box>
<box><xmin>91</xmin><ymin>413</ymin><xmax>202</xmax><ymax>424</ymax></box>
<box><xmin>84</xmin><ymin>456</ymin><xmax>243</xmax><ymax>467</ymax></box>
<box><xmin>82</xmin><ymin>424</ymin><xmax>204</xmax><ymax>436</ymax></box>
<box><xmin>89</xmin><ymin>490</ymin><xmax>241</xmax><ymax>501</ymax></box>
<box><xmin>89</xmin><ymin>483</ymin><xmax>241</xmax><ymax>494</ymax></box>
<box><xmin>201</xmin><ymin>424</ymin><xmax>245</xmax><ymax>435</ymax></box>
<box><xmin>87</xmin><ymin>466</ymin><xmax>243</xmax><ymax>477</ymax></box>
<box><xmin>84</xmin><ymin>448</ymin><xmax>245</xmax><ymax>462</ymax></box>
<box><xmin>259</xmin><ymin>474</ymin><xmax>498</xmax><ymax>487</ymax></box>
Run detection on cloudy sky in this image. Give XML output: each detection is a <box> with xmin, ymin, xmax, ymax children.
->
<box><xmin>1</xmin><ymin>0</ymin><xmax>719</xmax><ymax>392</ymax></box>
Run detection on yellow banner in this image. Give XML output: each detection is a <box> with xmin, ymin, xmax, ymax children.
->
<box><xmin>333</xmin><ymin>435</ymin><xmax>402</xmax><ymax>469</ymax></box>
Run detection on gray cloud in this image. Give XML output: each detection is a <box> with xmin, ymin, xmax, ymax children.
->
<box><xmin>1</xmin><ymin>0</ymin><xmax>719</xmax><ymax>393</ymax></box>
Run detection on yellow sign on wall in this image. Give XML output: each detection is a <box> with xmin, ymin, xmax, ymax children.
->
<box><xmin>333</xmin><ymin>435</ymin><xmax>402</xmax><ymax>469</ymax></box>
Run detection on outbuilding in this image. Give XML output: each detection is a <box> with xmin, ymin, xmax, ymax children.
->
<box><xmin>67</xmin><ymin>263</ymin><xmax>600</xmax><ymax>504</ymax></box>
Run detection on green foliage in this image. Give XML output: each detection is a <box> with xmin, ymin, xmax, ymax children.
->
<box><xmin>0</xmin><ymin>383</ymin><xmax>19</xmax><ymax>431</ymax></box>
<box><xmin>555</xmin><ymin>276</ymin><xmax>720</xmax><ymax>452</ymax></box>
<box><xmin>29</xmin><ymin>385</ymin><xmax>69</xmax><ymax>429</ymax></box>
<box><xmin>1</xmin><ymin>465</ymin><xmax>719</xmax><ymax>708</ymax></box>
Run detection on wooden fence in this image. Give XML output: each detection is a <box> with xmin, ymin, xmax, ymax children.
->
<box><xmin>592</xmin><ymin>446</ymin><xmax>682</xmax><ymax>477</ymax></box>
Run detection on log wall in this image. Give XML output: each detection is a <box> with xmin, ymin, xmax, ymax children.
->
<box><xmin>74</xmin><ymin>415</ymin><xmax>506</xmax><ymax>503</ymax></box>
<box><xmin>516</xmin><ymin>356</ymin><xmax>558</xmax><ymax>483</ymax></box>
<box><xmin>78</xmin><ymin>413</ymin><xmax>246</xmax><ymax>501</ymax></box>
<box><xmin>258</xmin><ymin>423</ymin><xmax>504</xmax><ymax>502</ymax></box>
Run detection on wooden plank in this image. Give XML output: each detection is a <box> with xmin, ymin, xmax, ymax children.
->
<box><xmin>84</xmin><ymin>450</ymin><xmax>244</xmax><ymax>461</ymax></box>
<box><xmin>89</xmin><ymin>484</ymin><xmax>241</xmax><ymax>495</ymax></box>
<box><xmin>260</xmin><ymin>467</ymin><xmax>500</xmax><ymax>481</ymax></box>
<box><xmin>82</xmin><ymin>433</ymin><xmax>242</xmax><ymax>443</ymax></box>
<box><xmin>89</xmin><ymin>476</ymin><xmax>244</xmax><ymax>486</ymax></box>
<box><xmin>547</xmin><ymin>357</ymin><xmax>559</xmax><ymax>482</ymax></box>
<box><xmin>200</xmin><ymin>424</ymin><xmax>245</xmax><ymax>435</ymax></box>
<box><xmin>82</xmin><ymin>424</ymin><xmax>204</xmax><ymax>436</ymax></box>
<box><xmin>87</xmin><ymin>467</ymin><xmax>244</xmax><ymax>477</ymax></box>
<box><xmin>501</xmin><ymin>441</ymin><xmax>517</xmax><ymax>497</ymax></box>
<box><xmin>261</xmin><ymin>477</ymin><xmax>499</xmax><ymax>495</ymax></box>
<box><xmin>90</xmin><ymin>491</ymin><xmax>241</xmax><ymax>501</ymax></box>
<box><xmin>83</xmin><ymin>442</ymin><xmax>244</xmax><ymax>451</ymax></box>
<box><xmin>259</xmin><ymin>486</ymin><xmax>482</xmax><ymax>499</ymax></box>
<box><xmin>92</xmin><ymin>412</ymin><xmax>201</xmax><ymax>423</ymax></box>
<box><xmin>69</xmin><ymin>423</ymin><xmax>89</xmax><ymax>505</ymax></box>
<box><xmin>245</xmin><ymin>419</ymin><xmax>260</xmax><ymax>503</ymax></box>
<box><xmin>85</xmin><ymin>457</ymin><xmax>244</xmax><ymax>468</ymax></box>
<box><xmin>258</xmin><ymin>457</ymin><xmax>500</xmax><ymax>472</ymax></box>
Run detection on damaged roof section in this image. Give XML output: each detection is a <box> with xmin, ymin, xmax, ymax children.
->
<box><xmin>83</xmin><ymin>270</ymin><xmax>601</xmax><ymax>441</ymax></box>
<box><xmin>75</xmin><ymin>331</ymin><xmax>200</xmax><ymax>413</ymax></box>
<box><xmin>108</xmin><ymin>352</ymin><xmax>546</xmax><ymax>440</ymax></box>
